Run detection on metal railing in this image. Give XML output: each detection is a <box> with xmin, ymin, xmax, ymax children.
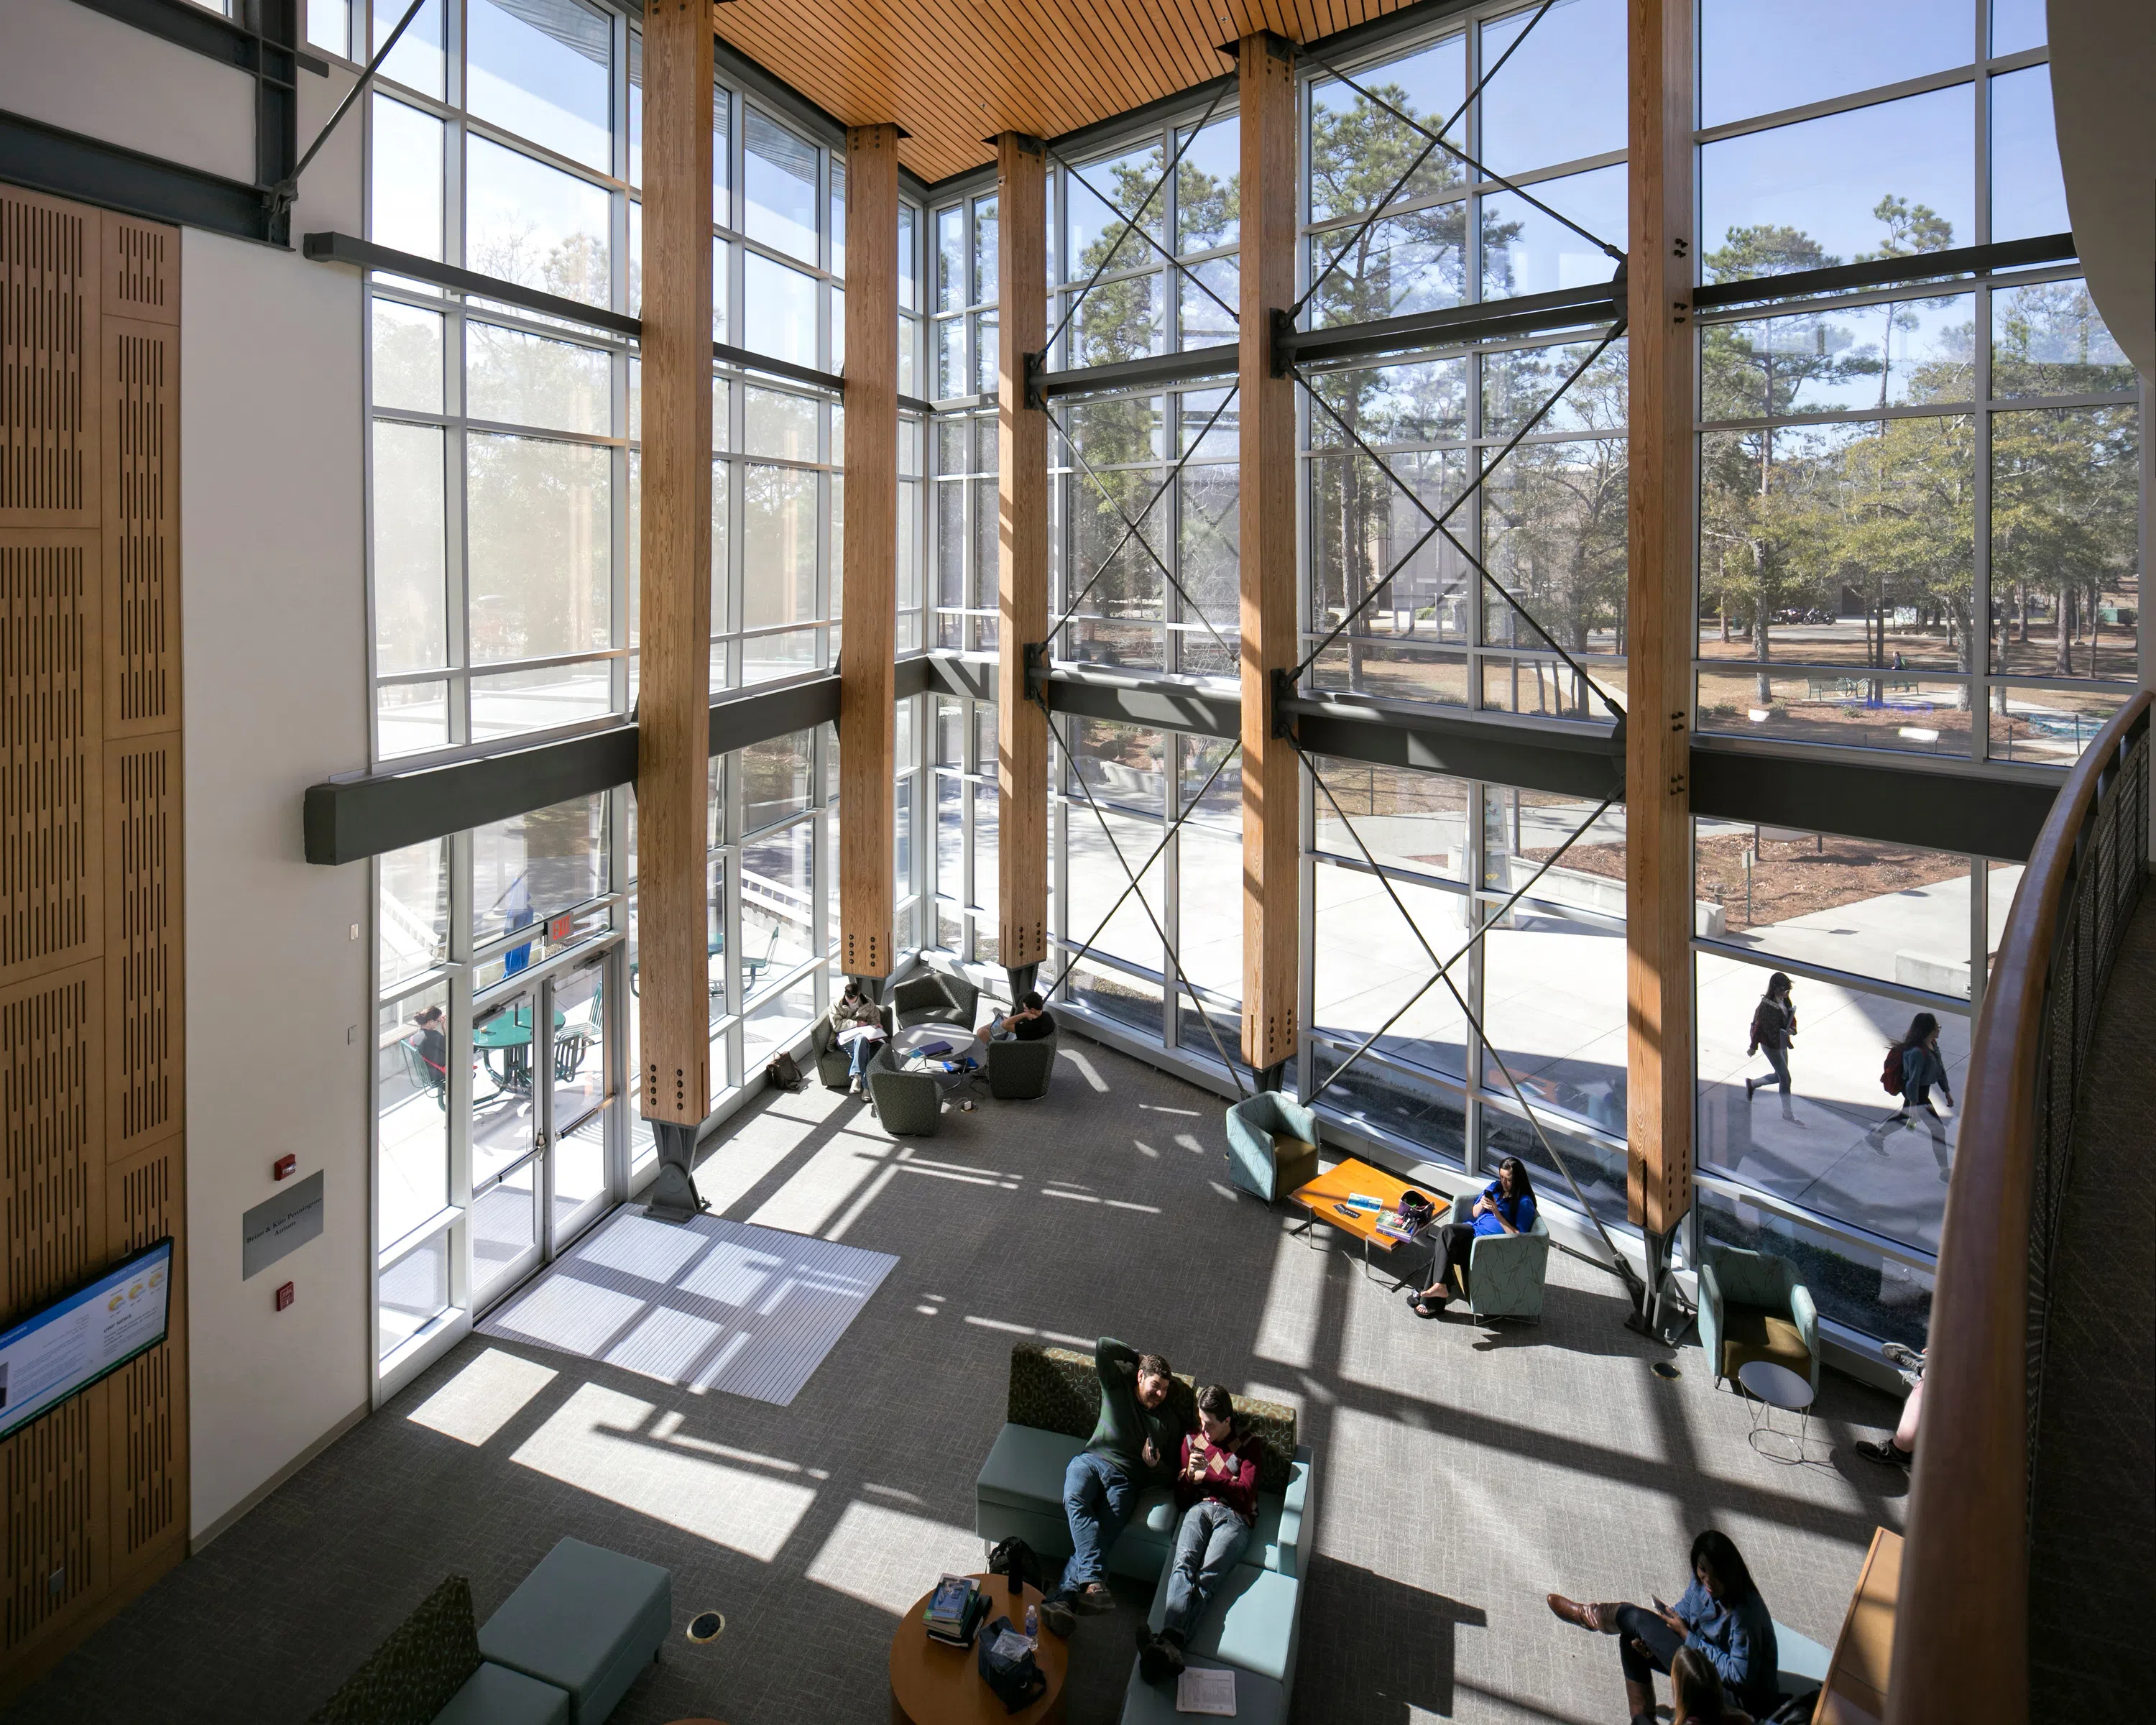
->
<box><xmin>1888</xmin><ymin>690</ymin><xmax>2150</xmax><ymax>1725</ymax></box>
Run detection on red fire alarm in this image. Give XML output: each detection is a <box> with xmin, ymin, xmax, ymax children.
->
<box><xmin>275</xmin><ymin>1282</ymin><xmax>295</xmax><ymax>1312</ymax></box>
<box><xmin>272</xmin><ymin>1154</ymin><xmax>297</xmax><ymax>1181</ymax></box>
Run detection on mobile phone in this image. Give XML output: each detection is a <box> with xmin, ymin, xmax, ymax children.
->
<box><xmin>1651</xmin><ymin>1596</ymin><xmax>1672</xmax><ymax>1617</ymax></box>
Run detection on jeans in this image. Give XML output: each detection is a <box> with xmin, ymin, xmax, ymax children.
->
<box><xmin>1054</xmin><ymin>1450</ymin><xmax>1136</xmax><ymax>1597</ymax></box>
<box><xmin>846</xmin><ymin>1035</ymin><xmax>880</xmax><ymax>1079</ymax></box>
<box><xmin>1161</xmin><ymin>1499</ymin><xmax>1251</xmax><ymax>1642</ymax></box>
<box><xmin>1616</xmin><ymin>1603</ymin><xmax>1684</xmax><ymax>1723</ymax></box>
<box><xmin>1751</xmin><ymin>1043</ymin><xmax>1791</xmax><ymax>1095</ymax></box>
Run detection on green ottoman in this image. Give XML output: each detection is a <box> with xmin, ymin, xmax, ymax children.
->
<box><xmin>1118</xmin><ymin>1652</ymin><xmax>1289</xmax><ymax>1725</ymax></box>
<box><xmin>433</xmin><ymin>1662</ymin><xmax>571</xmax><ymax>1725</ymax></box>
<box><xmin>477</xmin><ymin>1540</ymin><xmax>671</xmax><ymax>1725</ymax></box>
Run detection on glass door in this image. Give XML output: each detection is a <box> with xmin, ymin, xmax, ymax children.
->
<box><xmin>471</xmin><ymin>989</ymin><xmax>544</xmax><ymax>1307</ymax></box>
<box><xmin>545</xmin><ymin>954</ymin><xmax>613</xmax><ymax>1251</ymax></box>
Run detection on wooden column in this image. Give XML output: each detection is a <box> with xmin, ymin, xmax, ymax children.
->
<box><xmin>996</xmin><ymin>132</ymin><xmax>1048</xmax><ymax>987</ymax></box>
<box><xmin>839</xmin><ymin>122</ymin><xmax>900</xmax><ymax>981</ymax></box>
<box><xmin>1623</xmin><ymin>0</ymin><xmax>1695</xmax><ymax>1248</ymax></box>
<box><xmin>1239</xmin><ymin>33</ymin><xmax>1298</xmax><ymax>1081</ymax></box>
<box><xmin>635</xmin><ymin>0</ymin><xmax>714</xmax><ymax>1177</ymax></box>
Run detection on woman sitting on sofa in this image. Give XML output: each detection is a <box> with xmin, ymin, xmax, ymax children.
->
<box><xmin>1406</xmin><ymin>1156</ymin><xmax>1537</xmax><ymax>1317</ymax></box>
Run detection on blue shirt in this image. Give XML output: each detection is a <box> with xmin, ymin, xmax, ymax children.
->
<box><xmin>1675</xmin><ymin>1579</ymin><xmax>1779</xmax><ymax>1716</ymax></box>
<box><xmin>1470</xmin><ymin>1180</ymin><xmax>1536</xmax><ymax>1238</ymax></box>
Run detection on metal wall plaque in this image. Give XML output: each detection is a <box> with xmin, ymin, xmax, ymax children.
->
<box><xmin>242</xmin><ymin>1172</ymin><xmax>323</xmax><ymax>1279</ymax></box>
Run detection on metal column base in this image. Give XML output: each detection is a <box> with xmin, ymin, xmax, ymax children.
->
<box><xmin>1005</xmin><ymin>962</ymin><xmax>1039</xmax><ymax>1003</ymax></box>
<box><xmin>642</xmin><ymin>1119</ymin><xmax>709</xmax><ymax>1223</ymax></box>
<box><xmin>1624</xmin><ymin>1223</ymin><xmax>1685</xmax><ymax>1346</ymax></box>
<box><xmin>1256</xmin><ymin>1060</ymin><xmax>1288</xmax><ymax>1095</ymax></box>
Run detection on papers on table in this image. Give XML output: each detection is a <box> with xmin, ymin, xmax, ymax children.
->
<box><xmin>1176</xmin><ymin>1665</ymin><xmax>1237</xmax><ymax>1714</ymax></box>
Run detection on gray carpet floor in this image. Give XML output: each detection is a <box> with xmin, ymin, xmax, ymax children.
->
<box><xmin>2028</xmin><ymin>893</ymin><xmax>2156</xmax><ymax>1720</ymax></box>
<box><xmin>9</xmin><ymin>1031</ymin><xmax>1907</xmax><ymax>1725</ymax></box>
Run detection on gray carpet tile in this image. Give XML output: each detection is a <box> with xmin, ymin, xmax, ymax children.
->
<box><xmin>8</xmin><ymin>1033</ymin><xmax>1906</xmax><ymax>1725</ymax></box>
<box><xmin>2027</xmin><ymin>893</ymin><xmax>2156</xmax><ymax>1721</ymax></box>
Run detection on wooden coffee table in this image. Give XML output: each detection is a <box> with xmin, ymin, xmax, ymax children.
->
<box><xmin>888</xmin><ymin>1572</ymin><xmax>1065</xmax><ymax>1725</ymax></box>
<box><xmin>1287</xmin><ymin>1156</ymin><xmax>1437</xmax><ymax>1289</ymax></box>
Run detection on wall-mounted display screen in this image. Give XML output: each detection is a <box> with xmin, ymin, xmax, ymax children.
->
<box><xmin>0</xmin><ymin>1238</ymin><xmax>173</xmax><ymax>1441</ymax></box>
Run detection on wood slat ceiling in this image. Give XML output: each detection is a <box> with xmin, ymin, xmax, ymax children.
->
<box><xmin>711</xmin><ymin>0</ymin><xmax>1432</xmax><ymax>185</ymax></box>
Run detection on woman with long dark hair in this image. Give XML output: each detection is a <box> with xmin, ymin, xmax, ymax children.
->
<box><xmin>1882</xmin><ymin>1010</ymin><xmax>1955</xmax><ymax>1177</ymax></box>
<box><xmin>1742</xmin><ymin>971</ymin><xmax>1801</xmax><ymax>1125</ymax></box>
<box><xmin>1547</xmin><ymin>1529</ymin><xmax>1780</xmax><ymax>1725</ymax></box>
<box><xmin>1670</xmin><ymin>1645</ymin><xmax>1753</xmax><ymax>1724</ymax></box>
<box><xmin>1406</xmin><ymin>1156</ymin><xmax>1537</xmax><ymax>1318</ymax></box>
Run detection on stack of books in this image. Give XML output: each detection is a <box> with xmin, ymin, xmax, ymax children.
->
<box><xmin>923</xmin><ymin>1575</ymin><xmax>987</xmax><ymax>1647</ymax></box>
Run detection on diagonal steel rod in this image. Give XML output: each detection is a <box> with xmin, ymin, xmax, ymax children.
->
<box><xmin>267</xmin><ymin>0</ymin><xmax>430</xmax><ymax>222</ymax></box>
<box><xmin>1303</xmin><ymin>372</ymin><xmax>1618</xmax><ymax>718</ymax></box>
<box><xmin>1291</xmin><ymin>318</ymin><xmax>1627</xmax><ymax>711</ymax></box>
<box><xmin>1046</xmin><ymin>386</ymin><xmax>1239</xmax><ymax>648</ymax></box>
<box><xmin>1293</xmin><ymin>0</ymin><xmax>1560</xmax><ymax>322</ymax></box>
<box><xmin>1044</xmin><ymin>405</ymin><xmax>1238</xmax><ymax>663</ymax></box>
<box><xmin>1044</xmin><ymin>79</ymin><xmax>1235</xmax><ymax>363</ymax></box>
<box><xmin>1049</xmin><ymin>717</ymin><xmax>1248</xmax><ymax>1097</ymax></box>
<box><xmin>1294</xmin><ymin>743</ymin><xmax>1636</xmax><ymax>1285</ymax></box>
<box><xmin>1301</xmin><ymin>45</ymin><xmax>1623</xmax><ymax>277</ymax></box>
<box><xmin>1044</xmin><ymin>735</ymin><xmax>1240</xmax><ymax>1002</ymax></box>
<box><xmin>1049</xmin><ymin>151</ymin><xmax>1240</xmax><ymax>328</ymax></box>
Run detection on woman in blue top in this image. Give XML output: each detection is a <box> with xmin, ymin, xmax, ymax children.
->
<box><xmin>1406</xmin><ymin>1156</ymin><xmax>1537</xmax><ymax>1318</ymax></box>
<box><xmin>1547</xmin><ymin>1530</ymin><xmax>1781</xmax><ymax>1725</ymax></box>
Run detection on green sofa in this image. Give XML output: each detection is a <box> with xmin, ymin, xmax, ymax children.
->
<box><xmin>972</xmin><ymin>1343</ymin><xmax>1314</xmax><ymax>1722</ymax></box>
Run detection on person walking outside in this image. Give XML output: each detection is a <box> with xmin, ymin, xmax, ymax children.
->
<box><xmin>1874</xmin><ymin>1012</ymin><xmax>1955</xmax><ymax>1179</ymax></box>
<box><xmin>1742</xmin><ymin>972</ymin><xmax>1802</xmax><ymax>1125</ymax></box>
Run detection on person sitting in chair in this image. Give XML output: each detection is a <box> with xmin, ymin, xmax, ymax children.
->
<box><xmin>1038</xmin><ymin>1339</ymin><xmax>1175</xmax><ymax>1639</ymax></box>
<box><xmin>1138</xmin><ymin>1384</ymin><xmax>1261</xmax><ymax>1685</ymax></box>
<box><xmin>1406</xmin><ymin>1156</ymin><xmax>1537</xmax><ymax>1317</ymax></box>
<box><xmin>410</xmin><ymin>1006</ymin><xmax>448</xmax><ymax>1080</ymax></box>
<box><xmin>1670</xmin><ymin>1645</ymin><xmax>1754</xmax><ymax>1725</ymax></box>
<box><xmin>826</xmin><ymin>980</ymin><xmax>886</xmax><ymax>1095</ymax></box>
<box><xmin>1546</xmin><ymin>1529</ymin><xmax>1779</xmax><ymax>1725</ymax></box>
<box><xmin>976</xmin><ymin>989</ymin><xmax>1054</xmax><ymax>1046</ymax></box>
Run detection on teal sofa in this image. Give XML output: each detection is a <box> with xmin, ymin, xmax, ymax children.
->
<box><xmin>972</xmin><ymin>1343</ymin><xmax>1314</xmax><ymax>1722</ymax></box>
<box><xmin>307</xmin><ymin>1542</ymin><xmax>669</xmax><ymax>1725</ymax></box>
<box><xmin>1441</xmin><ymin>1191</ymin><xmax>1552</xmax><ymax>1322</ymax></box>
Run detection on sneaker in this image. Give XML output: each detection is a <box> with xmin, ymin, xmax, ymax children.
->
<box><xmin>1038</xmin><ymin>1596</ymin><xmax>1075</xmax><ymax>1639</ymax></box>
<box><xmin>1881</xmin><ymin>1342</ymin><xmax>1925</xmax><ymax>1373</ymax></box>
<box><xmin>1853</xmin><ymin>1438</ymin><xmax>1912</xmax><ymax>1470</ymax></box>
<box><xmin>1075</xmin><ymin>1581</ymin><xmax>1117</xmax><ymax>1615</ymax></box>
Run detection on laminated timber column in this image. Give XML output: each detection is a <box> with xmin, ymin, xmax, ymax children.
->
<box><xmin>1623</xmin><ymin>0</ymin><xmax>1695</xmax><ymax>1297</ymax></box>
<box><xmin>636</xmin><ymin>0</ymin><xmax>714</xmax><ymax>1215</ymax></box>
<box><xmin>839</xmin><ymin>122</ymin><xmax>900</xmax><ymax>983</ymax></box>
<box><xmin>1239</xmin><ymin>33</ymin><xmax>1298</xmax><ymax>1087</ymax></box>
<box><xmin>996</xmin><ymin>132</ymin><xmax>1048</xmax><ymax>995</ymax></box>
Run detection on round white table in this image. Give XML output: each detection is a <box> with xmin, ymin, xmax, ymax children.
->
<box><xmin>1738</xmin><ymin>1358</ymin><xmax>1814</xmax><ymax>1463</ymax></box>
<box><xmin>890</xmin><ymin>1022</ymin><xmax>982</xmax><ymax>1110</ymax></box>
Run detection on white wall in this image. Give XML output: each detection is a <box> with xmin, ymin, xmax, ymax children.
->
<box><xmin>0</xmin><ymin>0</ymin><xmax>257</xmax><ymax>185</ymax></box>
<box><xmin>175</xmin><ymin>68</ymin><xmax>374</xmax><ymax>1543</ymax></box>
<box><xmin>2050</xmin><ymin>1</ymin><xmax>2155</xmax><ymax>377</ymax></box>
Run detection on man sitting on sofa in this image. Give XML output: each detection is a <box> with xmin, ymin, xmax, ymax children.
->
<box><xmin>1038</xmin><ymin>1338</ymin><xmax>1177</xmax><ymax>1639</ymax></box>
<box><xmin>1138</xmin><ymin>1383</ymin><xmax>1261</xmax><ymax>1685</ymax></box>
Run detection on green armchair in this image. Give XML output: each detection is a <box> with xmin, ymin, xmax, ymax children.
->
<box><xmin>1698</xmin><ymin>1246</ymin><xmax>1820</xmax><ymax>1394</ymax></box>
<box><xmin>985</xmin><ymin>1024</ymin><xmax>1057</xmax><ymax>1099</ymax></box>
<box><xmin>865</xmin><ymin>1044</ymin><xmax>942</xmax><ymax>1136</ymax></box>
<box><xmin>1224</xmin><ymin>1092</ymin><xmax>1322</xmax><ymax>1202</ymax></box>
<box><xmin>813</xmin><ymin>1006</ymin><xmax>894</xmax><ymax>1090</ymax></box>
<box><xmin>891</xmin><ymin>972</ymin><xmax>980</xmax><ymax>1031</ymax></box>
<box><xmin>1442</xmin><ymin>1192</ymin><xmax>1552</xmax><ymax>1322</ymax></box>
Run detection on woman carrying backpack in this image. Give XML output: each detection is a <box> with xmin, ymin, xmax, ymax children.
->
<box><xmin>1743</xmin><ymin>972</ymin><xmax>1802</xmax><ymax>1125</ymax></box>
<box><xmin>1881</xmin><ymin>1012</ymin><xmax>1954</xmax><ymax>1178</ymax></box>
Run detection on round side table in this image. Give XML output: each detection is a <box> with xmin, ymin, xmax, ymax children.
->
<box><xmin>888</xmin><ymin>1572</ymin><xmax>1066</xmax><ymax>1725</ymax></box>
<box><xmin>1738</xmin><ymin>1358</ymin><xmax>1815</xmax><ymax>1463</ymax></box>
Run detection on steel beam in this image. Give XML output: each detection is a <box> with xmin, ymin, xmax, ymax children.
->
<box><xmin>1279</xmin><ymin>277</ymin><xmax>1622</xmax><ymax>369</ymax></box>
<box><xmin>0</xmin><ymin>108</ymin><xmax>280</xmax><ymax>245</ymax></box>
<box><xmin>1692</xmin><ymin>232</ymin><xmax>2075</xmax><ymax>311</ymax></box>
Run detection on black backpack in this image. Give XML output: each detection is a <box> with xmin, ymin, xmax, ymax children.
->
<box><xmin>765</xmin><ymin>1050</ymin><xmax>806</xmax><ymax>1092</ymax></box>
<box><xmin>986</xmin><ymin>1536</ymin><xmax>1044</xmax><ymax>1596</ymax></box>
<box><xmin>977</xmin><ymin>1615</ymin><xmax>1048</xmax><ymax>1714</ymax></box>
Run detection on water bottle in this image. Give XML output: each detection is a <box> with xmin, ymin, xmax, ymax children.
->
<box><xmin>1024</xmin><ymin>1603</ymin><xmax>1038</xmax><ymax>1645</ymax></box>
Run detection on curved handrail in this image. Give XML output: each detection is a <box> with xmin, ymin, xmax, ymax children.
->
<box><xmin>1887</xmin><ymin>689</ymin><xmax>2152</xmax><ymax>1725</ymax></box>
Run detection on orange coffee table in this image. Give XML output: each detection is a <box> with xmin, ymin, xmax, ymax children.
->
<box><xmin>1286</xmin><ymin>1157</ymin><xmax>1437</xmax><ymax>1288</ymax></box>
<box><xmin>888</xmin><ymin>1573</ymin><xmax>1065</xmax><ymax>1725</ymax></box>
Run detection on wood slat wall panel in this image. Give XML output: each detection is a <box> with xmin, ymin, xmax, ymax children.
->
<box><xmin>1</xmin><ymin>533</ymin><xmax>102</xmax><ymax>986</ymax></box>
<box><xmin>711</xmin><ymin>0</ymin><xmax>1429</xmax><ymax>183</ymax></box>
<box><xmin>102</xmin><ymin>321</ymin><xmax>179</xmax><ymax>737</ymax></box>
<box><xmin>0</xmin><ymin>188</ymin><xmax>182</xmax><ymax>1698</ymax></box>
<box><xmin>0</xmin><ymin>190</ymin><xmax>98</xmax><ymax>527</ymax></box>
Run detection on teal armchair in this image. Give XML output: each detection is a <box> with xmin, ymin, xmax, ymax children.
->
<box><xmin>891</xmin><ymin>972</ymin><xmax>979</xmax><ymax>1031</ymax></box>
<box><xmin>1225</xmin><ymin>1092</ymin><xmax>1321</xmax><ymax>1202</ymax></box>
<box><xmin>1444</xmin><ymin>1192</ymin><xmax>1552</xmax><ymax>1322</ymax></box>
<box><xmin>985</xmin><ymin>1024</ymin><xmax>1057</xmax><ymax>1099</ymax></box>
<box><xmin>865</xmin><ymin>1044</ymin><xmax>942</xmax><ymax>1136</ymax></box>
<box><xmin>1697</xmin><ymin>1246</ymin><xmax>1820</xmax><ymax>1394</ymax></box>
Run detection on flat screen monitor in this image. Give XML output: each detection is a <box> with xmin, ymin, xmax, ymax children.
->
<box><xmin>0</xmin><ymin>1238</ymin><xmax>173</xmax><ymax>1442</ymax></box>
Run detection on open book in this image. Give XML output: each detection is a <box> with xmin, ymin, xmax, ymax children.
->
<box><xmin>837</xmin><ymin>1024</ymin><xmax>885</xmax><ymax>1047</ymax></box>
<box><xmin>1176</xmin><ymin>1665</ymin><xmax>1236</xmax><ymax>1715</ymax></box>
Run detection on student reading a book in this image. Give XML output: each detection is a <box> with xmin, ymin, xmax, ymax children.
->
<box><xmin>1547</xmin><ymin>1529</ymin><xmax>1779</xmax><ymax>1725</ymax></box>
<box><xmin>1038</xmin><ymin>1338</ymin><xmax>1176</xmax><ymax>1639</ymax></box>
<box><xmin>826</xmin><ymin>980</ymin><xmax>886</xmax><ymax>1094</ymax></box>
<box><xmin>1138</xmin><ymin>1384</ymin><xmax>1261</xmax><ymax>1686</ymax></box>
<box><xmin>1407</xmin><ymin>1156</ymin><xmax>1537</xmax><ymax>1317</ymax></box>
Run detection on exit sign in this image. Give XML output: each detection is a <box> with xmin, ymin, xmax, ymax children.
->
<box><xmin>548</xmin><ymin>913</ymin><xmax>573</xmax><ymax>942</ymax></box>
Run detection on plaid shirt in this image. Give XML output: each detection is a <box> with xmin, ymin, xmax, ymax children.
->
<box><xmin>1175</xmin><ymin>1427</ymin><xmax>1260</xmax><ymax>1524</ymax></box>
